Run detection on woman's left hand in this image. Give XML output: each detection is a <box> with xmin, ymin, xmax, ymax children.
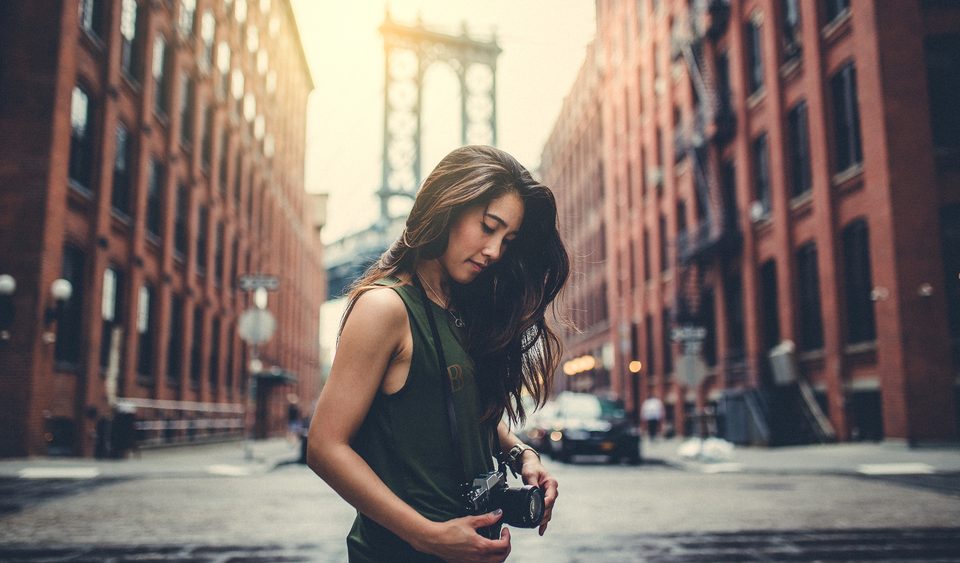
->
<box><xmin>519</xmin><ymin>452</ymin><xmax>558</xmax><ymax>536</ymax></box>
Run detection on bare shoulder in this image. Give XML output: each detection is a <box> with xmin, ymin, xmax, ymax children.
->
<box><xmin>343</xmin><ymin>286</ymin><xmax>408</xmax><ymax>335</ymax></box>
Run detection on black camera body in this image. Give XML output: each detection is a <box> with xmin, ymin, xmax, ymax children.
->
<box><xmin>463</xmin><ymin>461</ymin><xmax>545</xmax><ymax>540</ymax></box>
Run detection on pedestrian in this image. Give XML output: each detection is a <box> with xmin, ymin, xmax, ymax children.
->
<box><xmin>307</xmin><ymin>145</ymin><xmax>569</xmax><ymax>562</ymax></box>
<box><xmin>641</xmin><ymin>395</ymin><xmax>665</xmax><ymax>440</ymax></box>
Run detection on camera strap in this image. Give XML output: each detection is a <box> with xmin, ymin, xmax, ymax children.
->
<box><xmin>413</xmin><ymin>276</ymin><xmax>470</xmax><ymax>486</ymax></box>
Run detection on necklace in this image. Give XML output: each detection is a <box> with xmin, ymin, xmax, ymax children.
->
<box><xmin>419</xmin><ymin>275</ymin><xmax>465</xmax><ymax>328</ymax></box>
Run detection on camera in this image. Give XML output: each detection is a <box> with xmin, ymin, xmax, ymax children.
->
<box><xmin>463</xmin><ymin>460</ymin><xmax>545</xmax><ymax>539</ymax></box>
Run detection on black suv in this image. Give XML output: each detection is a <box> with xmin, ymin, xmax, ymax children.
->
<box><xmin>544</xmin><ymin>392</ymin><xmax>641</xmax><ymax>464</ymax></box>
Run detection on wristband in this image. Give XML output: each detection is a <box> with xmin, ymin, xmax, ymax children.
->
<box><xmin>507</xmin><ymin>443</ymin><xmax>540</xmax><ymax>474</ymax></box>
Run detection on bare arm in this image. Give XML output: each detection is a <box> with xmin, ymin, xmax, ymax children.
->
<box><xmin>497</xmin><ymin>421</ymin><xmax>559</xmax><ymax>536</ymax></box>
<box><xmin>307</xmin><ymin>288</ymin><xmax>511</xmax><ymax>562</ymax></box>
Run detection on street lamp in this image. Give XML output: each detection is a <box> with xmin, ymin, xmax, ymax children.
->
<box><xmin>0</xmin><ymin>274</ymin><xmax>15</xmax><ymax>342</ymax></box>
<box><xmin>44</xmin><ymin>278</ymin><xmax>73</xmax><ymax>326</ymax></box>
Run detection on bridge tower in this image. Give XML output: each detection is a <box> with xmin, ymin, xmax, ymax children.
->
<box><xmin>324</xmin><ymin>11</ymin><xmax>501</xmax><ymax>299</ymax></box>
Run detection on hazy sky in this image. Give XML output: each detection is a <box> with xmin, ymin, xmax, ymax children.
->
<box><xmin>289</xmin><ymin>0</ymin><xmax>597</xmax><ymax>244</ymax></box>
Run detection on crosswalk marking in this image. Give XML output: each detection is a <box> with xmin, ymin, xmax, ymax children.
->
<box><xmin>857</xmin><ymin>463</ymin><xmax>935</xmax><ymax>475</ymax></box>
<box><xmin>19</xmin><ymin>467</ymin><xmax>100</xmax><ymax>479</ymax></box>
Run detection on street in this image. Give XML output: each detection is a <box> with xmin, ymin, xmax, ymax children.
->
<box><xmin>1</xmin><ymin>442</ymin><xmax>959</xmax><ymax>562</ymax></box>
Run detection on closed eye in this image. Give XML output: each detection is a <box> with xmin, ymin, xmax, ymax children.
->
<box><xmin>481</xmin><ymin>222</ymin><xmax>496</xmax><ymax>234</ymax></box>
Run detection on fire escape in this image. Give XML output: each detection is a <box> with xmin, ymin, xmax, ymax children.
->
<box><xmin>672</xmin><ymin>1</ymin><xmax>834</xmax><ymax>445</ymax></box>
<box><xmin>671</xmin><ymin>0</ymin><xmax>737</xmax><ymax>369</ymax></box>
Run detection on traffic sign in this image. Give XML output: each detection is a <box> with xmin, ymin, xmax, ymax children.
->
<box><xmin>238</xmin><ymin>274</ymin><xmax>280</xmax><ymax>292</ymax></box>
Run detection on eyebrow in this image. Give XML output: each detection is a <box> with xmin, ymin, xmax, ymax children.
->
<box><xmin>484</xmin><ymin>212</ymin><xmax>520</xmax><ymax>237</ymax></box>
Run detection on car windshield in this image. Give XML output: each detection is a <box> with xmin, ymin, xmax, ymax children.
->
<box><xmin>560</xmin><ymin>395</ymin><xmax>624</xmax><ymax>419</ymax></box>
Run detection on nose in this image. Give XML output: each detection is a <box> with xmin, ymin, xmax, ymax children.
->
<box><xmin>481</xmin><ymin>239</ymin><xmax>505</xmax><ymax>263</ymax></box>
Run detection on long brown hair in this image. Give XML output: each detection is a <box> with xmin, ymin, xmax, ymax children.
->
<box><xmin>346</xmin><ymin>145</ymin><xmax>570</xmax><ymax>426</ymax></box>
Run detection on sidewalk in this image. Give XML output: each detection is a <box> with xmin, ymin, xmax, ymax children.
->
<box><xmin>0</xmin><ymin>438</ymin><xmax>302</xmax><ymax>480</ymax></box>
<box><xmin>641</xmin><ymin>437</ymin><xmax>960</xmax><ymax>475</ymax></box>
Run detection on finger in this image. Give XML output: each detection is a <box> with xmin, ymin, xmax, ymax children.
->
<box><xmin>538</xmin><ymin>521</ymin><xmax>549</xmax><ymax>536</ymax></box>
<box><xmin>472</xmin><ymin>509</ymin><xmax>503</xmax><ymax>529</ymax></box>
<box><xmin>489</xmin><ymin>527</ymin><xmax>511</xmax><ymax>561</ymax></box>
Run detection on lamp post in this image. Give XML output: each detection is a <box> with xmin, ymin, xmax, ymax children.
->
<box><xmin>42</xmin><ymin>278</ymin><xmax>73</xmax><ymax>344</ymax></box>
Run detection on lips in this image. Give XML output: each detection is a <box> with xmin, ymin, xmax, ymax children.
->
<box><xmin>468</xmin><ymin>260</ymin><xmax>486</xmax><ymax>273</ymax></box>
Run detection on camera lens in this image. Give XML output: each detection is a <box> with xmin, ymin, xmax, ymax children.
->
<box><xmin>500</xmin><ymin>485</ymin><xmax>544</xmax><ymax>528</ymax></box>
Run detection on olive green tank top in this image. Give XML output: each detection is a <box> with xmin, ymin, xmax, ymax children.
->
<box><xmin>346</xmin><ymin>278</ymin><xmax>496</xmax><ymax>562</ymax></box>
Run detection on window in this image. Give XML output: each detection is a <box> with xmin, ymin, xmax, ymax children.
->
<box><xmin>662</xmin><ymin>308</ymin><xmax>673</xmax><ymax>377</ymax></box>
<box><xmin>200</xmin><ymin>10</ymin><xmax>215</xmax><ymax>72</ymax></box>
<box><xmin>55</xmin><ymin>245</ymin><xmax>86</xmax><ymax>368</ymax></box>
<box><xmin>745</xmin><ymin>19</ymin><xmax>764</xmax><ymax>95</ymax></box>
<box><xmin>136</xmin><ymin>284</ymin><xmax>154</xmax><ymax>379</ymax></box>
<box><xmin>760</xmin><ymin>260</ymin><xmax>780</xmax><ymax>352</ymax></box>
<box><xmin>941</xmin><ymin>205</ymin><xmax>960</xmax><ymax>368</ymax></box>
<box><xmin>179</xmin><ymin>72</ymin><xmax>194</xmax><ymax>147</ymax></box>
<box><xmin>643</xmin><ymin>227</ymin><xmax>651</xmax><ymax>282</ymax></box>
<box><xmin>645</xmin><ymin>314</ymin><xmax>656</xmax><ymax>377</ymax></box>
<box><xmin>175</xmin><ymin>184</ymin><xmax>188</xmax><ymax>256</ymax></box>
<box><xmin>842</xmin><ymin>220</ymin><xmax>876</xmax><ymax>344</ymax></box>
<box><xmin>724</xmin><ymin>267</ymin><xmax>746</xmax><ymax>358</ymax></box>
<box><xmin>796</xmin><ymin>242</ymin><xmax>824</xmax><ymax>351</ymax></box>
<box><xmin>781</xmin><ymin>0</ymin><xmax>801</xmax><ymax>61</ymax></box>
<box><xmin>219</xmin><ymin>130</ymin><xmax>230</xmax><ymax>197</ymax></box>
<box><xmin>201</xmin><ymin>103</ymin><xmax>214</xmax><ymax>168</ymax></box>
<box><xmin>217</xmin><ymin>41</ymin><xmax>230</xmax><ymax>100</ymax></box>
<box><xmin>660</xmin><ymin>214</ymin><xmax>669</xmax><ymax>272</ymax></box>
<box><xmin>79</xmin><ymin>0</ymin><xmax>106</xmax><ymax>38</ymax></box>
<box><xmin>69</xmin><ymin>86</ymin><xmax>94</xmax><ymax>191</ymax></box>
<box><xmin>99</xmin><ymin>267</ymin><xmax>123</xmax><ymax>370</ymax></box>
<box><xmin>167</xmin><ymin>294</ymin><xmax>184</xmax><ymax>386</ymax></box>
<box><xmin>226</xmin><ymin>323</ymin><xmax>235</xmax><ymax>393</ymax></box>
<box><xmin>824</xmin><ymin>0</ymin><xmax>850</xmax><ymax>24</ymax></box>
<box><xmin>787</xmin><ymin>101</ymin><xmax>812</xmax><ymax>198</ymax></box>
<box><xmin>196</xmin><ymin>205</ymin><xmax>208</xmax><ymax>274</ymax></box>
<box><xmin>752</xmin><ymin>133</ymin><xmax>771</xmax><ymax>215</ymax></box>
<box><xmin>120</xmin><ymin>0</ymin><xmax>143</xmax><ymax>79</ymax></box>
<box><xmin>721</xmin><ymin>159</ymin><xmax>738</xmax><ymax>230</ymax></box>
<box><xmin>215</xmin><ymin>222</ymin><xmax>224</xmax><ymax>285</ymax></box>
<box><xmin>146</xmin><ymin>159</ymin><xmax>163</xmax><ymax>238</ymax></box>
<box><xmin>153</xmin><ymin>35</ymin><xmax>171</xmax><ymax>117</ymax></box>
<box><xmin>831</xmin><ymin>63</ymin><xmax>862</xmax><ymax>173</ymax></box>
<box><xmin>190</xmin><ymin>307</ymin><xmax>203</xmax><ymax>386</ymax></box>
<box><xmin>179</xmin><ymin>0</ymin><xmax>196</xmax><ymax>37</ymax></box>
<box><xmin>112</xmin><ymin>124</ymin><xmax>133</xmax><ymax>216</ymax></box>
<box><xmin>925</xmin><ymin>35</ymin><xmax>960</xmax><ymax>156</ymax></box>
<box><xmin>209</xmin><ymin>316</ymin><xmax>220</xmax><ymax>390</ymax></box>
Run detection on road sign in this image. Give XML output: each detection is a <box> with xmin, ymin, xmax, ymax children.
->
<box><xmin>238</xmin><ymin>274</ymin><xmax>280</xmax><ymax>292</ymax></box>
<box><xmin>672</xmin><ymin>325</ymin><xmax>707</xmax><ymax>342</ymax></box>
<box><xmin>238</xmin><ymin>308</ymin><xmax>277</xmax><ymax>345</ymax></box>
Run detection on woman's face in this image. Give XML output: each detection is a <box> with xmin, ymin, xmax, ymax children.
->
<box><xmin>441</xmin><ymin>191</ymin><xmax>525</xmax><ymax>284</ymax></box>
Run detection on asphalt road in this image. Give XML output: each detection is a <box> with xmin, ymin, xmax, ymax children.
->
<box><xmin>1</xmin><ymin>458</ymin><xmax>959</xmax><ymax>561</ymax></box>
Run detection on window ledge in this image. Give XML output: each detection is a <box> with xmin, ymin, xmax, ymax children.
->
<box><xmin>747</xmin><ymin>88</ymin><xmax>766</xmax><ymax>110</ymax></box>
<box><xmin>798</xmin><ymin>348</ymin><xmax>825</xmax><ymax>363</ymax></box>
<box><xmin>780</xmin><ymin>56</ymin><xmax>803</xmax><ymax>82</ymax></box>
<box><xmin>832</xmin><ymin>163</ymin><xmax>864</xmax><ymax>194</ymax></box>
<box><xmin>844</xmin><ymin>341</ymin><xmax>877</xmax><ymax>355</ymax></box>
<box><xmin>822</xmin><ymin>10</ymin><xmax>853</xmax><ymax>46</ymax></box>
<box><xmin>789</xmin><ymin>191</ymin><xmax>814</xmax><ymax>218</ymax></box>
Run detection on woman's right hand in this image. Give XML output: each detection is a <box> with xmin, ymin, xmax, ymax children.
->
<box><xmin>416</xmin><ymin>510</ymin><xmax>512</xmax><ymax>563</ymax></box>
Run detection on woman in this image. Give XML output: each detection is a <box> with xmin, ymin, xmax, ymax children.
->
<box><xmin>307</xmin><ymin>145</ymin><xmax>570</xmax><ymax>562</ymax></box>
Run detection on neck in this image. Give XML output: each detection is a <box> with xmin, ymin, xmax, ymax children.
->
<box><xmin>414</xmin><ymin>259</ymin><xmax>450</xmax><ymax>305</ymax></box>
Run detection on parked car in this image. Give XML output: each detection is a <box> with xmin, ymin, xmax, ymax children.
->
<box><xmin>542</xmin><ymin>392</ymin><xmax>641</xmax><ymax>464</ymax></box>
<box><xmin>515</xmin><ymin>400</ymin><xmax>559</xmax><ymax>454</ymax></box>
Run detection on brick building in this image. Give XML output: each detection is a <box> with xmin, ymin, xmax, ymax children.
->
<box><xmin>0</xmin><ymin>0</ymin><xmax>325</xmax><ymax>457</ymax></box>
<box><xmin>542</xmin><ymin>0</ymin><xmax>959</xmax><ymax>444</ymax></box>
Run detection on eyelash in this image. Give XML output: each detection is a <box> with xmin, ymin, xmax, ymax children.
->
<box><xmin>481</xmin><ymin>222</ymin><xmax>495</xmax><ymax>234</ymax></box>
